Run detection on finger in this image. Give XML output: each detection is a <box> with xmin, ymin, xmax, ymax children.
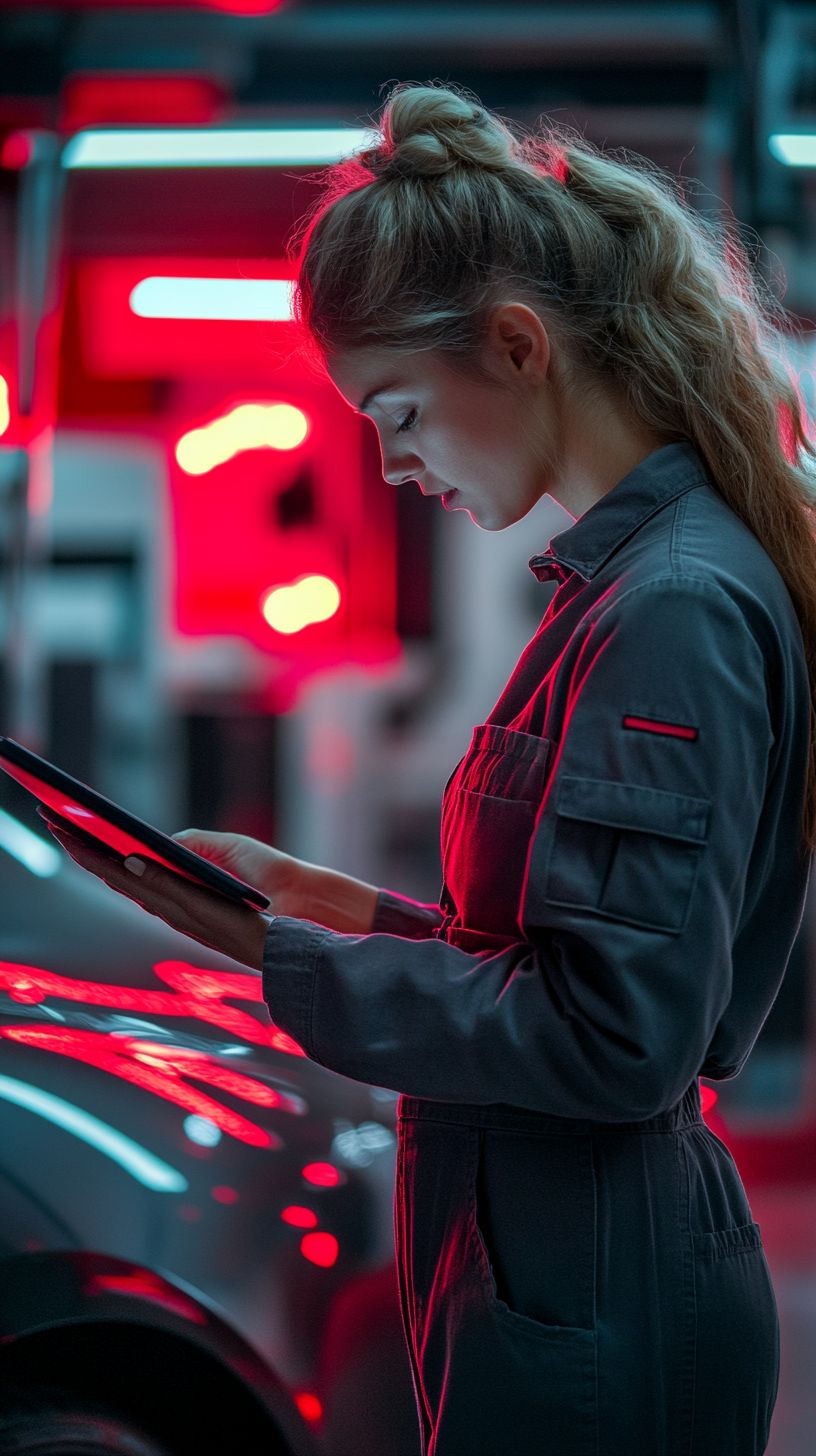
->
<box><xmin>172</xmin><ymin>827</ymin><xmax>235</xmax><ymax>865</ymax></box>
<box><xmin>45</xmin><ymin>826</ymin><xmax>162</xmax><ymax>913</ymax></box>
<box><xmin>45</xmin><ymin>821</ymin><xmax>267</xmax><ymax>967</ymax></box>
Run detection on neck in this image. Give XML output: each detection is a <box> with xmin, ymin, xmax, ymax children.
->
<box><xmin>545</xmin><ymin>381</ymin><xmax>669</xmax><ymax>519</ymax></box>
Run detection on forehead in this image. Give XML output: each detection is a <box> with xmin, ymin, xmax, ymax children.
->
<box><xmin>326</xmin><ymin>349</ymin><xmax>432</xmax><ymax>410</ymax></box>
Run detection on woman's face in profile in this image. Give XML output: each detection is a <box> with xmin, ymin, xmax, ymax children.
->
<box><xmin>327</xmin><ymin>344</ymin><xmax>558</xmax><ymax>532</ymax></box>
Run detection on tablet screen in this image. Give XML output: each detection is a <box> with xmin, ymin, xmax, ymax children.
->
<box><xmin>0</xmin><ymin>737</ymin><xmax>270</xmax><ymax>910</ymax></box>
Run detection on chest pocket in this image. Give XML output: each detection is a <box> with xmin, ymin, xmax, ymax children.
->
<box><xmin>544</xmin><ymin>776</ymin><xmax>710</xmax><ymax>934</ymax></box>
<box><xmin>442</xmin><ymin>723</ymin><xmax>553</xmax><ymax>943</ymax></box>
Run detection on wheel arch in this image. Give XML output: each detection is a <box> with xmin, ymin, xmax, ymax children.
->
<box><xmin>0</xmin><ymin>1251</ymin><xmax>318</xmax><ymax>1456</ymax></box>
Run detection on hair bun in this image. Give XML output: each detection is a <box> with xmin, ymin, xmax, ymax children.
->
<box><xmin>362</xmin><ymin>85</ymin><xmax>516</xmax><ymax>179</ymax></box>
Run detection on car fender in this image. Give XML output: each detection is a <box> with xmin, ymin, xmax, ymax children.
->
<box><xmin>0</xmin><ymin>1249</ymin><xmax>318</xmax><ymax>1455</ymax></box>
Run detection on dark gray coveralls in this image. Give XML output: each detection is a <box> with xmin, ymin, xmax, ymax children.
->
<box><xmin>263</xmin><ymin>443</ymin><xmax>810</xmax><ymax>1454</ymax></box>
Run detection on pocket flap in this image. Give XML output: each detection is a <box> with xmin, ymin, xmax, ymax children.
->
<box><xmin>556</xmin><ymin>776</ymin><xmax>710</xmax><ymax>844</ymax></box>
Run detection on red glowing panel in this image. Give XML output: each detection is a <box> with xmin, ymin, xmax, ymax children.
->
<box><xmin>300</xmin><ymin>1232</ymin><xmax>339</xmax><ymax>1268</ymax></box>
<box><xmin>2</xmin><ymin>1026</ymin><xmax>279</xmax><ymax>1147</ymax></box>
<box><xmin>77</xmin><ymin>258</ymin><xmax>295</xmax><ymax>379</ymax></box>
<box><xmin>170</xmin><ymin>388</ymin><xmax>354</xmax><ymax>657</ymax></box>
<box><xmin>700</xmin><ymin>1085</ymin><xmax>718</xmax><ymax>1115</ymax></box>
<box><xmin>295</xmin><ymin>1393</ymin><xmax>322</xmax><ymax>1423</ymax></box>
<box><xmin>211</xmin><ymin>1185</ymin><xmax>239</xmax><ymax>1204</ymax></box>
<box><xmin>60</xmin><ymin>75</ymin><xmax>225</xmax><ymax>130</ymax></box>
<box><xmin>301</xmin><ymin>1162</ymin><xmax>342</xmax><ymax>1188</ymax></box>
<box><xmin>89</xmin><ymin>1271</ymin><xmax>206</xmax><ymax>1323</ymax></box>
<box><xmin>281</xmin><ymin>1205</ymin><xmax>318</xmax><ymax>1229</ymax></box>
<box><xmin>0</xmin><ymin>959</ymin><xmax>304</xmax><ymax>1055</ymax></box>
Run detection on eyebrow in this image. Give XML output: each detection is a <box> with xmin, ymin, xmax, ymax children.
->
<box><xmin>358</xmin><ymin>381</ymin><xmax>401</xmax><ymax>414</ymax></box>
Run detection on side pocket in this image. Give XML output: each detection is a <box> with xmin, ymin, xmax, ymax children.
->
<box><xmin>545</xmin><ymin>775</ymin><xmax>710</xmax><ymax>933</ymax></box>
<box><xmin>467</xmin><ymin>1128</ymin><xmax>599</xmax><ymax>1454</ymax></box>
<box><xmin>691</xmin><ymin>1224</ymin><xmax>779</xmax><ymax>1456</ymax></box>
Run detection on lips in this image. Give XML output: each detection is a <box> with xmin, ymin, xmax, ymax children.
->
<box><xmin>441</xmin><ymin>489</ymin><xmax>459</xmax><ymax>510</ymax></box>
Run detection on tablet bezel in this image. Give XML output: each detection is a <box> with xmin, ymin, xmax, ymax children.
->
<box><xmin>0</xmin><ymin>737</ymin><xmax>270</xmax><ymax>911</ymax></box>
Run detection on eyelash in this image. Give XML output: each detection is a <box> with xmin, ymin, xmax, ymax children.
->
<box><xmin>396</xmin><ymin>409</ymin><xmax>418</xmax><ymax>434</ymax></box>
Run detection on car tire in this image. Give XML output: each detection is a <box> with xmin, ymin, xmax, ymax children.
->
<box><xmin>0</xmin><ymin>1402</ymin><xmax>172</xmax><ymax>1456</ymax></box>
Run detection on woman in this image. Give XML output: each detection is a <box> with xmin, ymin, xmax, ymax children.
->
<box><xmin>52</xmin><ymin>86</ymin><xmax>816</xmax><ymax>1454</ymax></box>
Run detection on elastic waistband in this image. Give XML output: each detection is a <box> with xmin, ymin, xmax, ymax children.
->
<box><xmin>398</xmin><ymin>1083</ymin><xmax>704</xmax><ymax>1137</ymax></box>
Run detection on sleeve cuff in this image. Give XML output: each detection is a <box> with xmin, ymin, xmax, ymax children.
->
<box><xmin>262</xmin><ymin>915</ymin><xmax>332</xmax><ymax>1061</ymax></box>
<box><xmin>370</xmin><ymin>888</ymin><xmax>444</xmax><ymax>939</ymax></box>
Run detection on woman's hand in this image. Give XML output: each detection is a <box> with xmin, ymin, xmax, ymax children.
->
<box><xmin>173</xmin><ymin>830</ymin><xmax>380</xmax><ymax>935</ymax></box>
<box><xmin>172</xmin><ymin>830</ymin><xmax>305</xmax><ymax>915</ymax></box>
<box><xmin>40</xmin><ymin>819</ymin><xmax>380</xmax><ymax>969</ymax></box>
<box><xmin>44</xmin><ymin>822</ymin><xmax>269</xmax><ymax>971</ymax></box>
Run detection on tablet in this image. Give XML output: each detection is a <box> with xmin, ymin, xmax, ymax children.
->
<box><xmin>0</xmin><ymin>737</ymin><xmax>270</xmax><ymax>910</ymax></box>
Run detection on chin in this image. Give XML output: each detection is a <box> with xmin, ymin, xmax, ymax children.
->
<box><xmin>469</xmin><ymin>506</ymin><xmax>513</xmax><ymax>532</ymax></box>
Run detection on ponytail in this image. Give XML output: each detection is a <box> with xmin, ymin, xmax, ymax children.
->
<box><xmin>297</xmin><ymin>83</ymin><xmax>816</xmax><ymax>844</ymax></box>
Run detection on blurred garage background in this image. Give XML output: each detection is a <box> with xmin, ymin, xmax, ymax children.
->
<box><xmin>0</xmin><ymin>2</ymin><xmax>814</xmax><ymax>1452</ymax></box>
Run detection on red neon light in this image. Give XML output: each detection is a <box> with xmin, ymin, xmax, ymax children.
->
<box><xmin>0</xmin><ymin>132</ymin><xmax>33</xmax><ymax>171</ymax></box>
<box><xmin>2</xmin><ymin>1027</ymin><xmax>279</xmax><ymax>1147</ymax></box>
<box><xmin>281</xmin><ymin>1205</ymin><xmax>318</xmax><ymax>1229</ymax></box>
<box><xmin>0</xmin><ymin>959</ymin><xmax>304</xmax><ymax>1056</ymax></box>
<box><xmin>211</xmin><ymin>1185</ymin><xmax>239</xmax><ymax>1204</ymax></box>
<box><xmin>60</xmin><ymin>75</ymin><xmax>225</xmax><ymax>130</ymax></box>
<box><xmin>301</xmin><ymin>1162</ymin><xmax>342</xmax><ymax>1188</ymax></box>
<box><xmin>295</xmin><ymin>1393</ymin><xmax>322</xmax><ymax>1423</ymax></box>
<box><xmin>88</xmin><ymin>1271</ymin><xmax>206</xmax><ymax>1324</ymax></box>
<box><xmin>622</xmin><ymin>716</ymin><xmax>698</xmax><ymax>741</ymax></box>
<box><xmin>700</xmin><ymin>1085</ymin><xmax>718</xmax><ymax>1114</ymax></box>
<box><xmin>300</xmin><ymin>1232</ymin><xmax>339</xmax><ymax>1268</ymax></box>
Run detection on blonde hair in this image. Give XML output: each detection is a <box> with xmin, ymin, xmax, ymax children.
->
<box><xmin>297</xmin><ymin>83</ymin><xmax>816</xmax><ymax>846</ymax></box>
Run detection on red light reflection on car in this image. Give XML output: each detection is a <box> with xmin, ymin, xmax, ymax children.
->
<box><xmin>211</xmin><ymin>1185</ymin><xmax>239</xmax><ymax>1204</ymax></box>
<box><xmin>1</xmin><ymin>1027</ymin><xmax>281</xmax><ymax>1148</ymax></box>
<box><xmin>301</xmin><ymin>1162</ymin><xmax>343</xmax><ymax>1187</ymax></box>
<box><xmin>300</xmin><ymin>1232</ymin><xmax>339</xmax><ymax>1268</ymax></box>
<box><xmin>88</xmin><ymin>1270</ymin><xmax>207</xmax><ymax>1324</ymax></box>
<box><xmin>125</xmin><ymin>1041</ymin><xmax>303</xmax><ymax>1112</ymax></box>
<box><xmin>280</xmin><ymin>1205</ymin><xmax>318</xmax><ymax>1229</ymax></box>
<box><xmin>0</xmin><ymin>958</ymin><xmax>304</xmax><ymax>1055</ymax></box>
<box><xmin>295</xmin><ymin>1393</ymin><xmax>322</xmax><ymax>1423</ymax></box>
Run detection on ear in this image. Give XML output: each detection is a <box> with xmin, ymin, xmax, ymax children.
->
<box><xmin>486</xmin><ymin>303</ymin><xmax>551</xmax><ymax>381</ymax></box>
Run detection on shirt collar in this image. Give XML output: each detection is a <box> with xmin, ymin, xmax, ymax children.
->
<box><xmin>528</xmin><ymin>441</ymin><xmax>708</xmax><ymax>584</ymax></box>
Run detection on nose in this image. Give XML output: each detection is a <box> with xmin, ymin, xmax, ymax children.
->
<box><xmin>379</xmin><ymin>438</ymin><xmax>422</xmax><ymax>488</ymax></box>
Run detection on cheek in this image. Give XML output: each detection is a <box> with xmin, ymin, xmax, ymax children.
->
<box><xmin>436</xmin><ymin>420</ymin><xmax>504</xmax><ymax>477</ymax></box>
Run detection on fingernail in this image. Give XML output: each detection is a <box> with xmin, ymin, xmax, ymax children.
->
<box><xmin>124</xmin><ymin>856</ymin><xmax>146</xmax><ymax>877</ymax></box>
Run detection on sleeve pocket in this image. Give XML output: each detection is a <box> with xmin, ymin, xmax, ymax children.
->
<box><xmin>544</xmin><ymin>776</ymin><xmax>711</xmax><ymax>934</ymax></box>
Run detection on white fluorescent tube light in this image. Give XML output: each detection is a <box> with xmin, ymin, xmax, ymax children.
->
<box><xmin>130</xmin><ymin>276</ymin><xmax>293</xmax><ymax>321</ymax></box>
<box><xmin>62</xmin><ymin>127</ymin><xmax>377</xmax><ymax>169</ymax></box>
<box><xmin>0</xmin><ymin>807</ymin><xmax>61</xmax><ymax>877</ymax></box>
<box><xmin>769</xmin><ymin>134</ymin><xmax>816</xmax><ymax>166</ymax></box>
<box><xmin>0</xmin><ymin>1073</ymin><xmax>188</xmax><ymax>1191</ymax></box>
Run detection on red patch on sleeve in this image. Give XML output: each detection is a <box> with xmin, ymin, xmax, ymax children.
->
<box><xmin>622</xmin><ymin>715</ymin><xmax>698</xmax><ymax>741</ymax></box>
